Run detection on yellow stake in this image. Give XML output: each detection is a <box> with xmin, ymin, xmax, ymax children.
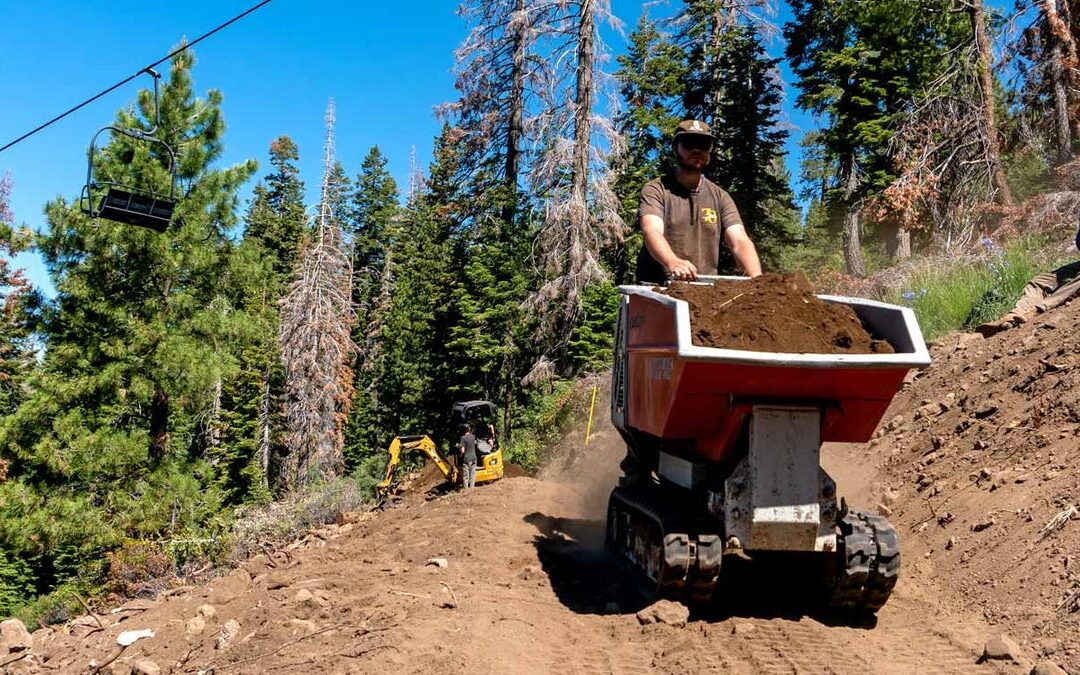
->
<box><xmin>585</xmin><ymin>384</ymin><xmax>598</xmax><ymax>444</ymax></box>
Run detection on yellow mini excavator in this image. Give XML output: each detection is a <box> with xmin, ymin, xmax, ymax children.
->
<box><xmin>376</xmin><ymin>400</ymin><xmax>505</xmax><ymax>498</ymax></box>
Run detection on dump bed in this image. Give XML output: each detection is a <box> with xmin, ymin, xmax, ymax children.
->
<box><xmin>611</xmin><ymin>280</ymin><xmax>931</xmax><ymax>462</ymax></box>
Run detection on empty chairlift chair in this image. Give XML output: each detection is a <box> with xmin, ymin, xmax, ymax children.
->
<box><xmin>80</xmin><ymin>68</ymin><xmax>177</xmax><ymax>232</ymax></box>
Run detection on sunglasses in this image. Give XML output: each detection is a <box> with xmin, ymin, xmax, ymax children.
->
<box><xmin>679</xmin><ymin>136</ymin><xmax>713</xmax><ymax>151</ymax></box>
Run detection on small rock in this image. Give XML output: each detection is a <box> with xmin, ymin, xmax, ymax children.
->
<box><xmin>288</xmin><ymin>618</ymin><xmax>319</xmax><ymax>634</ymax></box>
<box><xmin>213</xmin><ymin>568</ymin><xmax>252</xmax><ymax>604</ymax></box>
<box><xmin>1031</xmin><ymin>662</ymin><xmax>1068</xmax><ymax>675</ymax></box>
<box><xmin>186</xmin><ymin>615</ymin><xmax>207</xmax><ymax>636</ymax></box>
<box><xmin>265</xmin><ymin>572</ymin><xmax>290</xmax><ymax>590</ymax></box>
<box><xmin>132</xmin><ymin>660</ymin><xmax>162</xmax><ymax>675</ymax></box>
<box><xmin>294</xmin><ymin>588</ymin><xmax>314</xmax><ymax>604</ymax></box>
<box><xmin>881</xmin><ymin>489</ymin><xmax>900</xmax><ymax>507</ymax></box>
<box><xmin>730</xmin><ymin>621</ymin><xmax>755</xmax><ymax>636</ymax></box>
<box><xmin>197</xmin><ymin>604</ymin><xmax>217</xmax><ymax>622</ymax></box>
<box><xmin>876</xmin><ymin>503</ymin><xmax>893</xmax><ymax>517</ymax></box>
<box><xmin>1</xmin><ymin>618</ymin><xmax>32</xmax><ymax>653</ymax></box>
<box><xmin>426</xmin><ymin>558</ymin><xmax>449</xmax><ymax>568</ymax></box>
<box><xmin>982</xmin><ymin>634</ymin><xmax>1022</xmax><ymax>662</ymax></box>
<box><xmin>945</xmin><ymin>537</ymin><xmax>957</xmax><ymax>550</ymax></box>
<box><xmin>972</xmin><ymin>516</ymin><xmax>996</xmax><ymax>532</ymax></box>
<box><xmin>336</xmin><ymin>511</ymin><xmax>363</xmax><ymax>525</ymax></box>
<box><xmin>217</xmin><ymin>619</ymin><xmax>241</xmax><ymax>651</ymax></box>
<box><xmin>518</xmin><ymin>566</ymin><xmax>541</xmax><ymax>581</ymax></box>
<box><xmin>636</xmin><ymin>600</ymin><xmax>690</xmax><ymax>628</ymax></box>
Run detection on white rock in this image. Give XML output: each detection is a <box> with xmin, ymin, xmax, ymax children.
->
<box><xmin>117</xmin><ymin>628</ymin><xmax>155</xmax><ymax>647</ymax></box>
<box><xmin>132</xmin><ymin>659</ymin><xmax>162</xmax><ymax>675</ymax></box>
<box><xmin>426</xmin><ymin>557</ymin><xmax>449</xmax><ymax>568</ymax></box>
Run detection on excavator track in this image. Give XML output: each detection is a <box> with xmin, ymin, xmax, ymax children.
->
<box><xmin>606</xmin><ymin>486</ymin><xmax>721</xmax><ymax>604</ymax></box>
<box><xmin>829</xmin><ymin>509</ymin><xmax>901</xmax><ymax>614</ymax></box>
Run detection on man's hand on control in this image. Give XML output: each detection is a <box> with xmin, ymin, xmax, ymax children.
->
<box><xmin>666</xmin><ymin>258</ymin><xmax>698</xmax><ymax>281</ymax></box>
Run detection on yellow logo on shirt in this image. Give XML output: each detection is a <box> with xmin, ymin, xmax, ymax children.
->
<box><xmin>701</xmin><ymin>208</ymin><xmax>718</xmax><ymax>225</ymax></box>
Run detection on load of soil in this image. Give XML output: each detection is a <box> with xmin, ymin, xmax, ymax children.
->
<box><xmin>663</xmin><ymin>272</ymin><xmax>894</xmax><ymax>354</ymax></box>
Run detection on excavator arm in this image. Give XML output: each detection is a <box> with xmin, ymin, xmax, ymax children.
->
<box><xmin>376</xmin><ymin>435</ymin><xmax>458</xmax><ymax>498</ymax></box>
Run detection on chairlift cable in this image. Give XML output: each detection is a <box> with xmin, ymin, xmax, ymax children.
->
<box><xmin>0</xmin><ymin>0</ymin><xmax>272</xmax><ymax>156</ymax></box>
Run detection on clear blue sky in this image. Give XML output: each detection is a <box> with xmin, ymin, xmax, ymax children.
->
<box><xmin>0</xmin><ymin>1</ymin><xmax>867</xmax><ymax>297</ymax></box>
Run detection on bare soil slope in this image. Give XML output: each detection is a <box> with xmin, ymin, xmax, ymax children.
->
<box><xmin>857</xmin><ymin>303</ymin><xmax>1080</xmax><ymax>672</ymax></box>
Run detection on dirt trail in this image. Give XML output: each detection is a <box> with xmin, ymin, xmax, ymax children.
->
<box><xmin>14</xmin><ymin>305</ymin><xmax>1080</xmax><ymax>673</ymax></box>
<box><xmin>11</xmin><ymin>431</ymin><xmax>1021</xmax><ymax>674</ymax></box>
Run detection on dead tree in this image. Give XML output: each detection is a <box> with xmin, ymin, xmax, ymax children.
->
<box><xmin>968</xmin><ymin>0</ymin><xmax>1014</xmax><ymax>205</ymax></box>
<box><xmin>279</xmin><ymin>101</ymin><xmax>356</xmax><ymax>491</ymax></box>
<box><xmin>526</xmin><ymin>0</ymin><xmax>626</xmax><ymax>350</ymax></box>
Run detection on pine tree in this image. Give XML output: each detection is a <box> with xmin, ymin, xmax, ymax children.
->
<box><xmin>343</xmin><ymin>147</ymin><xmax>400</xmax><ymax>471</ymax></box>
<box><xmin>0</xmin><ymin>173</ymin><xmax>37</xmax><ymax>419</ymax></box>
<box><xmin>785</xmin><ymin>0</ymin><xmax>965</xmax><ymax>269</ymax></box>
<box><xmin>0</xmin><ymin>49</ymin><xmax>255</xmax><ymax>605</ymax></box>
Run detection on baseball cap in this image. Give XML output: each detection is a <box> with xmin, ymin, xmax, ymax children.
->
<box><xmin>673</xmin><ymin>119</ymin><xmax>715</xmax><ymax>140</ymax></box>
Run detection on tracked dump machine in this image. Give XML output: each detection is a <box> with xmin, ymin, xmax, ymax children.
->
<box><xmin>608</xmin><ymin>279</ymin><xmax>931</xmax><ymax>613</ymax></box>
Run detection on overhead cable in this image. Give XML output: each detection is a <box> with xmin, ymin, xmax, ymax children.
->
<box><xmin>0</xmin><ymin>0</ymin><xmax>273</xmax><ymax>155</ymax></box>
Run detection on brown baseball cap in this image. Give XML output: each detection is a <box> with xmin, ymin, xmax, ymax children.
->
<box><xmin>673</xmin><ymin>119</ymin><xmax>714</xmax><ymax>140</ymax></box>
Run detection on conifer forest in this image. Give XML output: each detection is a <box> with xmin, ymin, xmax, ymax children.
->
<box><xmin>2</xmin><ymin>0</ymin><xmax>1079</xmax><ymax>622</ymax></box>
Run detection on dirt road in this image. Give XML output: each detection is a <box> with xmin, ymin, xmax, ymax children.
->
<box><xmin>13</xmin><ymin>435</ymin><xmax>1024</xmax><ymax>674</ymax></box>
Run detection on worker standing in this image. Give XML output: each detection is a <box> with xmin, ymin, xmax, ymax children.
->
<box><xmin>458</xmin><ymin>424</ymin><xmax>478</xmax><ymax>489</ymax></box>
<box><xmin>635</xmin><ymin>119</ymin><xmax>763</xmax><ymax>284</ymax></box>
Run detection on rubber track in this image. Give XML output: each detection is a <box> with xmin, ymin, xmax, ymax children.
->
<box><xmin>829</xmin><ymin>509</ymin><xmax>901</xmax><ymax>614</ymax></box>
<box><xmin>607</xmin><ymin>486</ymin><xmax>719</xmax><ymax>602</ymax></box>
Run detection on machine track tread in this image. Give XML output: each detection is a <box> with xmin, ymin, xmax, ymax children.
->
<box><xmin>607</xmin><ymin>486</ymin><xmax>720</xmax><ymax>603</ymax></box>
<box><xmin>829</xmin><ymin>509</ymin><xmax>901</xmax><ymax>614</ymax></box>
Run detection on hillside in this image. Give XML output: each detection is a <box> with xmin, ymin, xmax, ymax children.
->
<box><xmin>3</xmin><ymin>305</ymin><xmax>1080</xmax><ymax>674</ymax></box>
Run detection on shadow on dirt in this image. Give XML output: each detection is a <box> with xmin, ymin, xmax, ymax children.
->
<box><xmin>524</xmin><ymin>512</ymin><xmax>878</xmax><ymax>629</ymax></box>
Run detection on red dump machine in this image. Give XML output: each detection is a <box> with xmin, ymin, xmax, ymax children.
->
<box><xmin>608</xmin><ymin>278</ymin><xmax>931</xmax><ymax>612</ymax></box>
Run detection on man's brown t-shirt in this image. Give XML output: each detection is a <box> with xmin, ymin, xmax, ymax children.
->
<box><xmin>635</xmin><ymin>173</ymin><xmax>742</xmax><ymax>283</ymax></box>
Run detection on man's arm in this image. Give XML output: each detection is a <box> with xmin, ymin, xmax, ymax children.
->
<box><xmin>723</xmin><ymin>224</ymin><xmax>762</xmax><ymax>277</ymax></box>
<box><xmin>642</xmin><ymin>214</ymin><xmax>698</xmax><ymax>280</ymax></box>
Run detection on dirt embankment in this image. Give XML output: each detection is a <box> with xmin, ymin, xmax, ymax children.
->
<box><xmin>5</xmin><ymin>287</ymin><xmax>1079</xmax><ymax>674</ymax></box>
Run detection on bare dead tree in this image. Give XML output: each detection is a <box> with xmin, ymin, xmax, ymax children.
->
<box><xmin>525</xmin><ymin>0</ymin><xmax>627</xmax><ymax>350</ymax></box>
<box><xmin>968</xmin><ymin>0</ymin><xmax>1014</xmax><ymax>205</ymax></box>
<box><xmin>279</xmin><ymin>101</ymin><xmax>357</xmax><ymax>491</ymax></box>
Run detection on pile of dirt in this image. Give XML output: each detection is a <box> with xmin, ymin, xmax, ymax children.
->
<box><xmin>663</xmin><ymin>272</ymin><xmax>894</xmax><ymax>354</ymax></box>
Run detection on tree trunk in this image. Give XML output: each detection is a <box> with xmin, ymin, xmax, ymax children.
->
<box><xmin>969</xmin><ymin>0</ymin><xmax>1013</xmax><ymax>206</ymax></box>
<box><xmin>258</xmin><ymin>369</ymin><xmax>271</xmax><ymax>485</ymax></box>
<box><xmin>840</xmin><ymin>155</ymin><xmax>866</xmax><ymax>277</ymax></box>
<box><xmin>149</xmin><ymin>387</ymin><xmax>169</xmax><ymax>461</ymax></box>
<box><xmin>504</xmin><ymin>0</ymin><xmax>526</xmax><ymax>214</ymax></box>
<box><xmin>887</xmin><ymin>225</ymin><xmax>912</xmax><ymax>260</ymax></box>
<box><xmin>1039</xmin><ymin>0</ymin><xmax>1078</xmax><ymax>164</ymax></box>
<box><xmin>571</xmin><ymin>0</ymin><xmax>595</xmax><ymax>214</ymax></box>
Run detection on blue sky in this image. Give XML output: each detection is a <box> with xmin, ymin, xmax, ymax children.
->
<box><xmin>0</xmin><ymin>0</ymin><xmax>898</xmax><ymax>297</ymax></box>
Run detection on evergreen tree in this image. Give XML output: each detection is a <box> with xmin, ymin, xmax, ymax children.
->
<box><xmin>785</xmin><ymin>0</ymin><xmax>965</xmax><ymax>270</ymax></box>
<box><xmin>344</xmin><ymin>147</ymin><xmax>400</xmax><ymax>471</ymax></box>
<box><xmin>0</xmin><ymin>173</ymin><xmax>37</xmax><ymax>419</ymax></box>
<box><xmin>0</xmin><ymin>49</ymin><xmax>256</xmax><ymax>605</ymax></box>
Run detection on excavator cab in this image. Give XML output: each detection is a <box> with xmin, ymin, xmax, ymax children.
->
<box><xmin>80</xmin><ymin>68</ymin><xmax>177</xmax><ymax>232</ymax></box>
<box><xmin>450</xmin><ymin>400</ymin><xmax>504</xmax><ymax>481</ymax></box>
<box><xmin>452</xmin><ymin>400</ymin><xmax>498</xmax><ymax>454</ymax></box>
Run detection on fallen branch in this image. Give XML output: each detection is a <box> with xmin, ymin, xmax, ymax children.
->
<box><xmin>439</xmin><ymin>582</ymin><xmax>459</xmax><ymax>609</ymax></box>
<box><xmin>0</xmin><ymin>652</ymin><xmax>29</xmax><ymax>669</ymax></box>
<box><xmin>75</xmin><ymin>592</ymin><xmax>105</xmax><ymax>629</ymax></box>
<box><xmin>1056</xmin><ymin>587</ymin><xmax>1080</xmax><ymax>612</ymax></box>
<box><xmin>88</xmin><ymin>646</ymin><xmax>125</xmax><ymax>674</ymax></box>
<box><xmin>1039</xmin><ymin>505</ymin><xmax>1078</xmax><ymax>541</ymax></box>
<box><xmin>388</xmin><ymin>589</ymin><xmax>431</xmax><ymax>599</ymax></box>
<box><xmin>206</xmin><ymin>623</ymin><xmax>344</xmax><ymax>671</ymax></box>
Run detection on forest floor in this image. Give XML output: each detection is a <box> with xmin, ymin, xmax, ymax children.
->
<box><xmin>5</xmin><ymin>299</ymin><xmax>1080</xmax><ymax>674</ymax></box>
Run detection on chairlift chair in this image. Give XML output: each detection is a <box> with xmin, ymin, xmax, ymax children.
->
<box><xmin>81</xmin><ymin>68</ymin><xmax>177</xmax><ymax>232</ymax></box>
